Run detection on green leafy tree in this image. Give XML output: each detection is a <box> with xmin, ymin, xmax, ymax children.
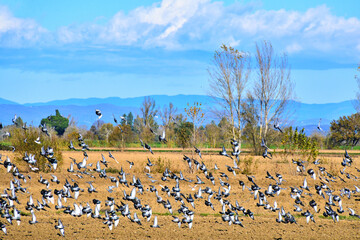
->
<box><xmin>329</xmin><ymin>113</ymin><xmax>360</xmax><ymax>147</ymax></box>
<box><xmin>281</xmin><ymin>127</ymin><xmax>318</xmax><ymax>161</ymax></box>
<box><xmin>175</xmin><ymin>121</ymin><xmax>193</xmax><ymax>149</ymax></box>
<box><xmin>205</xmin><ymin>121</ymin><xmax>220</xmax><ymax>147</ymax></box>
<box><xmin>14</xmin><ymin>116</ymin><xmax>24</xmax><ymax>128</ymax></box>
<box><xmin>127</xmin><ymin>112</ymin><xmax>134</xmax><ymax>128</ymax></box>
<box><xmin>40</xmin><ymin>110</ymin><xmax>69</xmax><ymax>136</ymax></box>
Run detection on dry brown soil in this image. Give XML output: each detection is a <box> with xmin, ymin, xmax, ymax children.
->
<box><xmin>0</xmin><ymin>150</ymin><xmax>359</xmax><ymax>239</ymax></box>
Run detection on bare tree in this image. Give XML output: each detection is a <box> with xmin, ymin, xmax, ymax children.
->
<box><xmin>159</xmin><ymin>102</ymin><xmax>177</xmax><ymax>144</ymax></box>
<box><xmin>208</xmin><ymin>44</ymin><xmax>251</xmax><ymax>147</ymax></box>
<box><xmin>160</xmin><ymin>102</ymin><xmax>177</xmax><ymax>128</ymax></box>
<box><xmin>140</xmin><ymin>96</ymin><xmax>158</xmax><ymax>128</ymax></box>
<box><xmin>184</xmin><ymin>102</ymin><xmax>205</xmax><ymax>145</ymax></box>
<box><xmin>243</xmin><ymin>40</ymin><xmax>293</xmax><ymax>153</ymax></box>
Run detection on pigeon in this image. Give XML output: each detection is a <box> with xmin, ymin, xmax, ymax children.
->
<box><xmin>55</xmin><ymin>219</ymin><xmax>65</xmax><ymax>237</ymax></box>
<box><xmin>34</xmin><ymin>137</ymin><xmax>41</xmax><ymax>144</ymax></box>
<box><xmin>151</xmin><ymin>216</ymin><xmax>160</xmax><ymax>228</ymax></box>
<box><xmin>95</xmin><ymin>109</ymin><xmax>102</xmax><ymax>119</ymax></box>
<box><xmin>68</xmin><ymin>141</ymin><xmax>76</xmax><ymax>150</ymax></box>
<box><xmin>108</xmin><ymin>151</ymin><xmax>119</xmax><ymax>163</ymax></box>
<box><xmin>219</xmin><ymin>146</ymin><xmax>232</xmax><ymax>159</ymax></box>
<box><xmin>51</xmin><ymin>174</ymin><xmax>60</xmax><ymax>184</ymax></box>
<box><xmin>126</xmin><ymin>160</ymin><xmax>134</xmax><ymax>169</ymax></box>
<box><xmin>0</xmin><ymin>222</ymin><xmax>6</xmax><ymax>235</ymax></box>
<box><xmin>274</xmin><ymin>123</ymin><xmax>283</xmax><ymax>133</ymax></box>
<box><xmin>12</xmin><ymin>114</ymin><xmax>17</xmax><ymax>125</ymax></box>
<box><xmin>140</xmin><ymin>139</ymin><xmax>153</xmax><ymax>154</ymax></box>
<box><xmin>317</xmin><ymin>118</ymin><xmax>323</xmax><ymax>131</ymax></box>
<box><xmin>159</xmin><ymin>130</ymin><xmax>167</xmax><ymax>143</ymax></box>
<box><xmin>194</xmin><ymin>146</ymin><xmax>202</xmax><ymax>159</ymax></box>
<box><xmin>262</xmin><ymin>148</ymin><xmax>272</xmax><ymax>159</ymax></box>
<box><xmin>29</xmin><ymin>209</ymin><xmax>38</xmax><ymax>224</ymax></box>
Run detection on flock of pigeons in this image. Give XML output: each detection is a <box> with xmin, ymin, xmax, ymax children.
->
<box><xmin>0</xmin><ymin>110</ymin><xmax>359</xmax><ymax>238</ymax></box>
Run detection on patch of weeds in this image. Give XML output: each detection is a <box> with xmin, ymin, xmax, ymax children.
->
<box><xmin>106</xmin><ymin>167</ymin><xmax>121</xmax><ymax>174</ymax></box>
<box><xmin>328</xmin><ymin>161</ymin><xmax>339</xmax><ymax>177</ymax></box>
<box><xmin>242</xmin><ymin>156</ymin><xmax>257</xmax><ymax>175</ymax></box>
<box><xmin>152</xmin><ymin>157</ymin><xmax>172</xmax><ymax>173</ymax></box>
<box><xmin>152</xmin><ymin>212</ymin><xmax>177</xmax><ymax>216</ymax></box>
<box><xmin>319</xmin><ymin>215</ymin><xmax>360</xmax><ymax>221</ymax></box>
<box><xmin>199</xmin><ymin>213</ymin><xmax>221</xmax><ymax>217</ymax></box>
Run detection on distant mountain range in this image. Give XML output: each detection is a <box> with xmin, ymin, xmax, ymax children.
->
<box><xmin>0</xmin><ymin>95</ymin><xmax>357</xmax><ymax>135</ymax></box>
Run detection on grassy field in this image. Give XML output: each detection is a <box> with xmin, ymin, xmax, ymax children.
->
<box><xmin>0</xmin><ymin>149</ymin><xmax>359</xmax><ymax>239</ymax></box>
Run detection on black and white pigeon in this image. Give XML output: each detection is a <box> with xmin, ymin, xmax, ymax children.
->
<box><xmin>0</xmin><ymin>222</ymin><xmax>6</xmax><ymax>235</ymax></box>
<box><xmin>140</xmin><ymin>139</ymin><xmax>153</xmax><ymax>154</ymax></box>
<box><xmin>151</xmin><ymin>216</ymin><xmax>160</xmax><ymax>228</ymax></box>
<box><xmin>274</xmin><ymin>122</ymin><xmax>283</xmax><ymax>133</ymax></box>
<box><xmin>55</xmin><ymin>219</ymin><xmax>65</xmax><ymax>237</ymax></box>
<box><xmin>126</xmin><ymin>160</ymin><xmax>134</xmax><ymax>169</ymax></box>
<box><xmin>194</xmin><ymin>146</ymin><xmax>202</xmax><ymax>159</ymax></box>
<box><xmin>159</xmin><ymin>130</ymin><xmax>167</xmax><ymax>143</ymax></box>
<box><xmin>68</xmin><ymin>141</ymin><xmax>76</xmax><ymax>150</ymax></box>
<box><xmin>219</xmin><ymin>146</ymin><xmax>232</xmax><ymax>159</ymax></box>
<box><xmin>29</xmin><ymin>209</ymin><xmax>38</xmax><ymax>224</ymax></box>
<box><xmin>262</xmin><ymin>148</ymin><xmax>272</xmax><ymax>159</ymax></box>
<box><xmin>108</xmin><ymin>151</ymin><xmax>119</xmax><ymax>163</ymax></box>
<box><xmin>317</xmin><ymin>118</ymin><xmax>323</xmax><ymax>131</ymax></box>
<box><xmin>95</xmin><ymin>109</ymin><xmax>102</xmax><ymax>119</ymax></box>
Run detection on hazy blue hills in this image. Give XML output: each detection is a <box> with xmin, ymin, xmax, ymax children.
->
<box><xmin>24</xmin><ymin>95</ymin><xmax>213</xmax><ymax>108</ymax></box>
<box><xmin>0</xmin><ymin>95</ymin><xmax>357</xmax><ymax>134</ymax></box>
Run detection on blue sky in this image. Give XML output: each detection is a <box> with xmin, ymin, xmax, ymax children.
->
<box><xmin>0</xmin><ymin>0</ymin><xmax>359</xmax><ymax>104</ymax></box>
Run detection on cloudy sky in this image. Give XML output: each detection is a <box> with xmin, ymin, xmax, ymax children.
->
<box><xmin>0</xmin><ymin>0</ymin><xmax>359</xmax><ymax>104</ymax></box>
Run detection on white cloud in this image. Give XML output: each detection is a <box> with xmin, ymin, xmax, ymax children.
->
<box><xmin>0</xmin><ymin>6</ymin><xmax>47</xmax><ymax>47</ymax></box>
<box><xmin>286</xmin><ymin>43</ymin><xmax>303</xmax><ymax>54</ymax></box>
<box><xmin>1</xmin><ymin>1</ymin><xmax>360</xmax><ymax>59</ymax></box>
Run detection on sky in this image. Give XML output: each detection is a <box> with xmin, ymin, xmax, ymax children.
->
<box><xmin>0</xmin><ymin>0</ymin><xmax>359</xmax><ymax>104</ymax></box>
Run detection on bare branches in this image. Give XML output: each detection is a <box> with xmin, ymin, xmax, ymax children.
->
<box><xmin>160</xmin><ymin>102</ymin><xmax>177</xmax><ymax>128</ymax></box>
<box><xmin>140</xmin><ymin>96</ymin><xmax>158</xmax><ymax>127</ymax></box>
<box><xmin>253</xmin><ymin>41</ymin><xmax>293</xmax><ymax>138</ymax></box>
<box><xmin>184</xmin><ymin>102</ymin><xmax>205</xmax><ymax>145</ymax></box>
<box><xmin>208</xmin><ymin>44</ymin><xmax>251</xmax><ymax>144</ymax></box>
<box><xmin>242</xmin><ymin>41</ymin><xmax>293</xmax><ymax>154</ymax></box>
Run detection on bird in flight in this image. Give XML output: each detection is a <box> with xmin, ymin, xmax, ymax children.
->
<box><xmin>317</xmin><ymin>118</ymin><xmax>323</xmax><ymax>132</ymax></box>
<box><xmin>95</xmin><ymin>109</ymin><xmax>102</xmax><ymax>119</ymax></box>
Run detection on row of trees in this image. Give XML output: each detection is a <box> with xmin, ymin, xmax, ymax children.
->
<box><xmin>208</xmin><ymin>41</ymin><xmax>293</xmax><ymax>154</ymax></box>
